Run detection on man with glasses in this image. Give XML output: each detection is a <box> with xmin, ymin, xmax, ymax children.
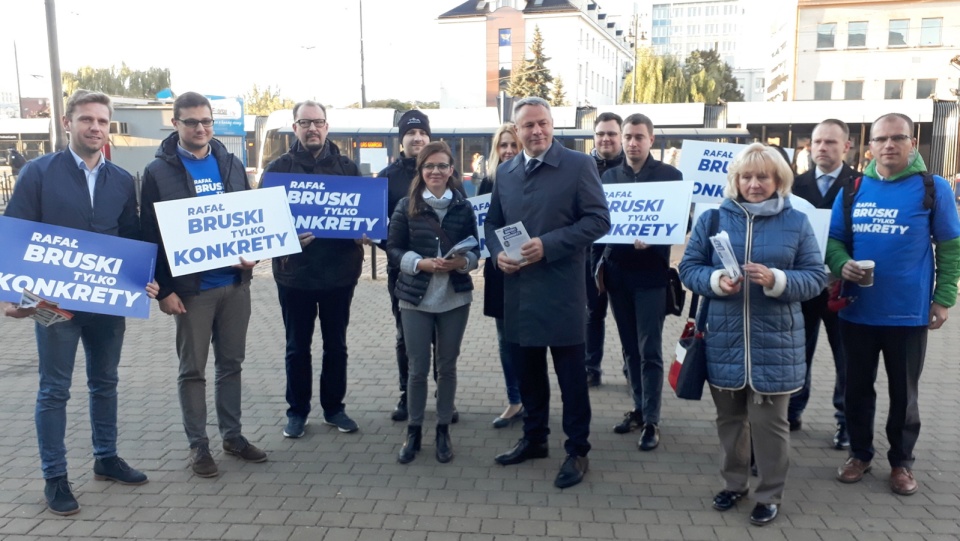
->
<box><xmin>789</xmin><ymin>119</ymin><xmax>857</xmax><ymax>448</ymax></box>
<box><xmin>584</xmin><ymin>112</ymin><xmax>625</xmax><ymax>388</ymax></box>
<box><xmin>828</xmin><ymin>113</ymin><xmax>960</xmax><ymax>495</ymax></box>
<box><xmin>141</xmin><ymin>92</ymin><xmax>266</xmax><ymax>478</ymax></box>
<box><xmin>264</xmin><ymin>101</ymin><xmax>364</xmax><ymax>438</ymax></box>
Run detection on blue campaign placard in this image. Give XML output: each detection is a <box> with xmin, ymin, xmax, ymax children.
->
<box><xmin>0</xmin><ymin>216</ymin><xmax>157</xmax><ymax>318</ymax></box>
<box><xmin>260</xmin><ymin>172</ymin><xmax>388</xmax><ymax>239</ymax></box>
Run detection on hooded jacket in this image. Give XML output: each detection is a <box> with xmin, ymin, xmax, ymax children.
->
<box><xmin>140</xmin><ymin>133</ymin><xmax>250</xmax><ymax>301</ymax></box>
<box><xmin>679</xmin><ymin>195</ymin><xmax>826</xmax><ymax>393</ymax></box>
<box><xmin>266</xmin><ymin>140</ymin><xmax>364</xmax><ymax>290</ymax></box>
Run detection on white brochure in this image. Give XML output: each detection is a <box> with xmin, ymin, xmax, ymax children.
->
<box><xmin>494</xmin><ymin>222</ymin><xmax>530</xmax><ymax>264</ymax></box>
<box><xmin>709</xmin><ymin>230</ymin><xmax>742</xmax><ymax>282</ymax></box>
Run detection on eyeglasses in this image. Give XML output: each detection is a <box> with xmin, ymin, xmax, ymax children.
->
<box><xmin>869</xmin><ymin>134</ymin><xmax>911</xmax><ymax>144</ymax></box>
<box><xmin>595</xmin><ymin>131</ymin><xmax>619</xmax><ymax>138</ymax></box>
<box><xmin>422</xmin><ymin>163</ymin><xmax>451</xmax><ymax>172</ymax></box>
<box><xmin>176</xmin><ymin>118</ymin><xmax>214</xmax><ymax>128</ymax></box>
<box><xmin>296</xmin><ymin>119</ymin><xmax>327</xmax><ymax>128</ymax></box>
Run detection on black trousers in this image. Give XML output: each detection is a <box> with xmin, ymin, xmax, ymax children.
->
<box><xmin>789</xmin><ymin>288</ymin><xmax>846</xmax><ymax>424</ymax></box>
<box><xmin>840</xmin><ymin>320</ymin><xmax>927</xmax><ymax>469</ymax></box>
<box><xmin>510</xmin><ymin>342</ymin><xmax>592</xmax><ymax>457</ymax></box>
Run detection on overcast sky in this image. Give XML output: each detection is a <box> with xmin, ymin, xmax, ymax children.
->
<box><xmin>1</xmin><ymin>0</ymin><xmax>640</xmax><ymax>107</ymax></box>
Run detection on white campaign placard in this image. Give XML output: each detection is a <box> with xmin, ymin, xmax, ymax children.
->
<box><xmin>596</xmin><ymin>181</ymin><xmax>694</xmax><ymax>245</ymax></box>
<box><xmin>467</xmin><ymin>194</ymin><xmax>491</xmax><ymax>258</ymax></box>
<box><xmin>154</xmin><ymin>187</ymin><xmax>301</xmax><ymax>277</ymax></box>
<box><xmin>678</xmin><ymin>140</ymin><xmax>743</xmax><ymax>203</ymax></box>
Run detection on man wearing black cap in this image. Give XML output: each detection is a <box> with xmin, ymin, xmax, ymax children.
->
<box><xmin>378</xmin><ymin>110</ymin><xmax>463</xmax><ymax>422</ymax></box>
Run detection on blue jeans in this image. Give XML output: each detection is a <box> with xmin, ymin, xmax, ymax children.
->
<box><xmin>278</xmin><ymin>283</ymin><xmax>355</xmax><ymax>419</ymax></box>
<box><xmin>494</xmin><ymin>318</ymin><xmax>521</xmax><ymax>405</ymax></box>
<box><xmin>608</xmin><ymin>286</ymin><xmax>666</xmax><ymax>424</ymax></box>
<box><xmin>35</xmin><ymin>312</ymin><xmax>125</xmax><ymax>479</ymax></box>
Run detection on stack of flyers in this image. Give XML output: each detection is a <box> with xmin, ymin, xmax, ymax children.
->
<box><xmin>19</xmin><ymin>289</ymin><xmax>73</xmax><ymax>327</ymax></box>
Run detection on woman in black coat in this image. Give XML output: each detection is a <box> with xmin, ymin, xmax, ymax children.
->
<box><xmin>477</xmin><ymin>123</ymin><xmax>525</xmax><ymax>428</ymax></box>
<box><xmin>387</xmin><ymin>141</ymin><xmax>480</xmax><ymax>464</ymax></box>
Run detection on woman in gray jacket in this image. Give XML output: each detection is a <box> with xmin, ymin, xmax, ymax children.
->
<box><xmin>679</xmin><ymin>143</ymin><xmax>825</xmax><ymax>526</ymax></box>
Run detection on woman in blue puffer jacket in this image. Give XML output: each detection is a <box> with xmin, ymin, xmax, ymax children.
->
<box><xmin>679</xmin><ymin>143</ymin><xmax>825</xmax><ymax>527</ymax></box>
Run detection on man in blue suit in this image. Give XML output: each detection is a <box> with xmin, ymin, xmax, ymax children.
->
<box><xmin>485</xmin><ymin>97</ymin><xmax>610</xmax><ymax>488</ymax></box>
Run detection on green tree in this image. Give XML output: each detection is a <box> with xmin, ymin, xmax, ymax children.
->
<box><xmin>506</xmin><ymin>25</ymin><xmax>554</xmax><ymax>99</ymax></box>
<box><xmin>345</xmin><ymin>99</ymin><xmax>439</xmax><ymax>109</ymax></box>
<box><xmin>244</xmin><ymin>84</ymin><xmax>296</xmax><ymax>115</ymax></box>
<box><xmin>62</xmin><ymin>64</ymin><xmax>171</xmax><ymax>99</ymax></box>
<box><xmin>620</xmin><ymin>48</ymin><xmax>687</xmax><ymax>104</ymax></box>
<box><xmin>683</xmin><ymin>49</ymin><xmax>743</xmax><ymax>103</ymax></box>
<box><xmin>550</xmin><ymin>76</ymin><xmax>568</xmax><ymax>106</ymax></box>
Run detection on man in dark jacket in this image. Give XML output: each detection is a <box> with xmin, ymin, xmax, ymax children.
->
<box><xmin>485</xmin><ymin>97</ymin><xmax>610</xmax><ymax>489</ymax></box>
<box><xmin>585</xmin><ymin>112</ymin><xmax>625</xmax><ymax>387</ymax></box>
<box><xmin>141</xmin><ymin>92</ymin><xmax>265</xmax><ymax>479</ymax></box>
<box><xmin>378</xmin><ymin>110</ymin><xmax>461</xmax><ymax>423</ymax></box>
<box><xmin>3</xmin><ymin>90</ymin><xmax>148</xmax><ymax>516</ymax></box>
<box><xmin>789</xmin><ymin>118</ymin><xmax>857</xmax><ymax>448</ymax></box>
<box><xmin>265</xmin><ymin>101</ymin><xmax>364</xmax><ymax>438</ymax></box>
<box><xmin>601</xmin><ymin>113</ymin><xmax>682</xmax><ymax>452</ymax></box>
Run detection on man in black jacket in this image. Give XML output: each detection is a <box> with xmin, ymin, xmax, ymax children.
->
<box><xmin>141</xmin><ymin>92</ymin><xmax>265</xmax><ymax>479</ymax></box>
<box><xmin>585</xmin><ymin>112</ymin><xmax>625</xmax><ymax>387</ymax></box>
<box><xmin>788</xmin><ymin>118</ymin><xmax>856</xmax><ymax>449</ymax></box>
<box><xmin>378</xmin><ymin>110</ymin><xmax>461</xmax><ymax>422</ymax></box>
<box><xmin>265</xmin><ymin>101</ymin><xmax>365</xmax><ymax>438</ymax></box>
<box><xmin>601</xmin><ymin>113</ymin><xmax>683</xmax><ymax>452</ymax></box>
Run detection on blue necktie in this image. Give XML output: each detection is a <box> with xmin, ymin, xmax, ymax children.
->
<box><xmin>818</xmin><ymin>174</ymin><xmax>834</xmax><ymax>197</ymax></box>
<box><xmin>525</xmin><ymin>158</ymin><xmax>541</xmax><ymax>177</ymax></box>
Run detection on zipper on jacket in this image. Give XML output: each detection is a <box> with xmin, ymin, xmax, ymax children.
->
<box><xmin>742</xmin><ymin>210</ymin><xmax>755</xmax><ymax>389</ymax></box>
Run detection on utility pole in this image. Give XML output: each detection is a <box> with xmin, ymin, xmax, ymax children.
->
<box><xmin>45</xmin><ymin>0</ymin><xmax>66</xmax><ymax>151</ymax></box>
<box><xmin>359</xmin><ymin>0</ymin><xmax>368</xmax><ymax>108</ymax></box>
<box><xmin>632</xmin><ymin>11</ymin><xmax>639</xmax><ymax>103</ymax></box>
<box><xmin>13</xmin><ymin>41</ymin><xmax>23</xmax><ymax>118</ymax></box>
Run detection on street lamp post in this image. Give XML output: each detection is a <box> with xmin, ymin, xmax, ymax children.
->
<box><xmin>45</xmin><ymin>0</ymin><xmax>66</xmax><ymax>151</ymax></box>
<box><xmin>359</xmin><ymin>0</ymin><xmax>367</xmax><ymax>108</ymax></box>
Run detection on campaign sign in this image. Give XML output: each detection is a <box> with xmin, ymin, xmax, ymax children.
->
<box><xmin>153</xmin><ymin>187</ymin><xmax>300</xmax><ymax>277</ymax></box>
<box><xmin>679</xmin><ymin>140</ymin><xmax>744</xmax><ymax>203</ymax></box>
<box><xmin>597</xmin><ymin>181</ymin><xmax>695</xmax><ymax>245</ymax></box>
<box><xmin>0</xmin><ymin>216</ymin><xmax>157</xmax><ymax>318</ymax></box>
<box><xmin>467</xmin><ymin>193</ymin><xmax>491</xmax><ymax>258</ymax></box>
<box><xmin>260</xmin><ymin>172</ymin><xmax>388</xmax><ymax>240</ymax></box>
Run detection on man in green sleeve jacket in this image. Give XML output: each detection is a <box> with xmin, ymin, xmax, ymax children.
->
<box><xmin>826</xmin><ymin>113</ymin><xmax>960</xmax><ymax>496</ymax></box>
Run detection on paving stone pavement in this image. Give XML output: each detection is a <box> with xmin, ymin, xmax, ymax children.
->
<box><xmin>1</xmin><ymin>255</ymin><xmax>959</xmax><ymax>541</ymax></box>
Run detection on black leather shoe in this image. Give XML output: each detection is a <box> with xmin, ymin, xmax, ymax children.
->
<box><xmin>435</xmin><ymin>424</ymin><xmax>453</xmax><ymax>463</ymax></box>
<box><xmin>492</xmin><ymin>406</ymin><xmax>524</xmax><ymax>429</ymax></box>
<box><xmin>833</xmin><ymin>423</ymin><xmax>850</xmax><ymax>449</ymax></box>
<box><xmin>638</xmin><ymin>423</ymin><xmax>659</xmax><ymax>451</ymax></box>
<box><xmin>495</xmin><ymin>438</ymin><xmax>549</xmax><ymax>465</ymax></box>
<box><xmin>397</xmin><ymin>425</ymin><xmax>422</xmax><ymax>464</ymax></box>
<box><xmin>391</xmin><ymin>393</ymin><xmax>408</xmax><ymax>422</ymax></box>
<box><xmin>586</xmin><ymin>371</ymin><xmax>601</xmax><ymax>387</ymax></box>
<box><xmin>613</xmin><ymin>411</ymin><xmax>643</xmax><ymax>434</ymax></box>
<box><xmin>711</xmin><ymin>489</ymin><xmax>747</xmax><ymax>511</ymax></box>
<box><xmin>554</xmin><ymin>455</ymin><xmax>588</xmax><ymax>488</ymax></box>
<box><xmin>749</xmin><ymin>503</ymin><xmax>779</xmax><ymax>526</ymax></box>
<box><xmin>788</xmin><ymin>418</ymin><xmax>802</xmax><ymax>432</ymax></box>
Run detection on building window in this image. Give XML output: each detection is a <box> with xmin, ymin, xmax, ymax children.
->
<box><xmin>814</xmin><ymin>81</ymin><xmax>832</xmax><ymax>100</ymax></box>
<box><xmin>884</xmin><ymin>80</ymin><xmax>903</xmax><ymax>99</ymax></box>
<box><xmin>817</xmin><ymin>23</ymin><xmax>836</xmax><ymax>49</ymax></box>
<box><xmin>917</xmin><ymin>79</ymin><xmax>936</xmax><ymax>98</ymax></box>
<box><xmin>847</xmin><ymin>21</ymin><xmax>867</xmax><ymax>48</ymax></box>
<box><xmin>920</xmin><ymin>18</ymin><xmax>942</xmax><ymax>46</ymax></box>
<box><xmin>755</xmin><ymin>77</ymin><xmax>765</xmax><ymax>91</ymax></box>
<box><xmin>844</xmin><ymin>81</ymin><xmax>863</xmax><ymax>100</ymax></box>
<box><xmin>888</xmin><ymin>19</ymin><xmax>908</xmax><ymax>47</ymax></box>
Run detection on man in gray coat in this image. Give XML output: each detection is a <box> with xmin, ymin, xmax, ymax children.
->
<box><xmin>484</xmin><ymin>97</ymin><xmax>611</xmax><ymax>489</ymax></box>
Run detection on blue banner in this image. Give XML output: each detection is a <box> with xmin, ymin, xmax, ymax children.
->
<box><xmin>260</xmin><ymin>172</ymin><xmax>388</xmax><ymax>239</ymax></box>
<box><xmin>0</xmin><ymin>217</ymin><xmax>157</xmax><ymax>318</ymax></box>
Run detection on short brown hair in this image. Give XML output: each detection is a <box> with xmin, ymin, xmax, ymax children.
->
<box><xmin>173</xmin><ymin>91</ymin><xmax>212</xmax><ymax>119</ymax></box>
<box><xmin>65</xmin><ymin>90</ymin><xmax>112</xmax><ymax>120</ymax></box>
<box><xmin>623</xmin><ymin>113</ymin><xmax>654</xmax><ymax>135</ymax></box>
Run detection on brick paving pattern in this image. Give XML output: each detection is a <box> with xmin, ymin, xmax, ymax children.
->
<box><xmin>0</xmin><ymin>255</ymin><xmax>959</xmax><ymax>540</ymax></box>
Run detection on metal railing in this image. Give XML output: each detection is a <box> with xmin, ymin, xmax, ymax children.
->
<box><xmin>0</xmin><ymin>172</ymin><xmax>14</xmax><ymax>207</ymax></box>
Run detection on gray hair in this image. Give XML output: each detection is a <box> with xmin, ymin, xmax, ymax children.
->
<box><xmin>293</xmin><ymin>100</ymin><xmax>327</xmax><ymax>119</ymax></box>
<box><xmin>512</xmin><ymin>96</ymin><xmax>551</xmax><ymax>121</ymax></box>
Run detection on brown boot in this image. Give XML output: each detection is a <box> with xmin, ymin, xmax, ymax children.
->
<box><xmin>836</xmin><ymin>457</ymin><xmax>871</xmax><ymax>483</ymax></box>
<box><xmin>890</xmin><ymin>467</ymin><xmax>918</xmax><ymax>495</ymax></box>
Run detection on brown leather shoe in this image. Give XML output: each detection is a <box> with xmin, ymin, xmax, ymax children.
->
<box><xmin>890</xmin><ymin>467</ymin><xmax>918</xmax><ymax>495</ymax></box>
<box><xmin>836</xmin><ymin>457</ymin><xmax>871</xmax><ymax>483</ymax></box>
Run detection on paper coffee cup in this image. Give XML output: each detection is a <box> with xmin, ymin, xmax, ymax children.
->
<box><xmin>857</xmin><ymin>260</ymin><xmax>875</xmax><ymax>287</ymax></box>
